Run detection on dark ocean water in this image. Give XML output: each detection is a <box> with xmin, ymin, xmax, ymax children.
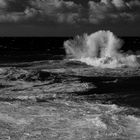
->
<box><xmin>0</xmin><ymin>37</ymin><xmax>140</xmax><ymax>139</ymax></box>
<box><xmin>0</xmin><ymin>37</ymin><xmax>139</xmax><ymax>62</ymax></box>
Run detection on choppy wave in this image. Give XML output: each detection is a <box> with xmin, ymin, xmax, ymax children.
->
<box><xmin>0</xmin><ymin>100</ymin><xmax>140</xmax><ymax>139</ymax></box>
<box><xmin>0</xmin><ymin>34</ymin><xmax>140</xmax><ymax>139</ymax></box>
<box><xmin>64</xmin><ymin>30</ymin><xmax>140</xmax><ymax>68</ymax></box>
<box><xmin>0</xmin><ymin>62</ymin><xmax>140</xmax><ymax>139</ymax></box>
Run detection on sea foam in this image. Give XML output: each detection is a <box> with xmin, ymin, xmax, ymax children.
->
<box><xmin>64</xmin><ymin>30</ymin><xmax>139</xmax><ymax>68</ymax></box>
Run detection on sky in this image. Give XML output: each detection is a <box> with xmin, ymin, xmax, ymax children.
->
<box><xmin>0</xmin><ymin>0</ymin><xmax>140</xmax><ymax>36</ymax></box>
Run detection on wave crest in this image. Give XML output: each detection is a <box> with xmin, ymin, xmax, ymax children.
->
<box><xmin>64</xmin><ymin>30</ymin><xmax>139</xmax><ymax>68</ymax></box>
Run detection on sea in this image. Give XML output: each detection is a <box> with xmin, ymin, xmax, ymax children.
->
<box><xmin>0</xmin><ymin>32</ymin><xmax>140</xmax><ymax>140</ymax></box>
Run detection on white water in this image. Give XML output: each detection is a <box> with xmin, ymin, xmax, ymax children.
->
<box><xmin>64</xmin><ymin>30</ymin><xmax>139</xmax><ymax>68</ymax></box>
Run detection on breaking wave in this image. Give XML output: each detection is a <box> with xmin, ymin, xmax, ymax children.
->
<box><xmin>64</xmin><ymin>30</ymin><xmax>140</xmax><ymax>68</ymax></box>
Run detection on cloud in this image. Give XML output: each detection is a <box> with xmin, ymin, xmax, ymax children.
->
<box><xmin>88</xmin><ymin>0</ymin><xmax>140</xmax><ymax>24</ymax></box>
<box><xmin>0</xmin><ymin>0</ymin><xmax>139</xmax><ymax>25</ymax></box>
<box><xmin>0</xmin><ymin>7</ymin><xmax>37</xmax><ymax>22</ymax></box>
<box><xmin>128</xmin><ymin>0</ymin><xmax>140</xmax><ymax>7</ymax></box>
<box><xmin>30</xmin><ymin>0</ymin><xmax>82</xmax><ymax>23</ymax></box>
<box><xmin>0</xmin><ymin>0</ymin><xmax>7</xmax><ymax>8</ymax></box>
<box><xmin>112</xmin><ymin>0</ymin><xmax>126</xmax><ymax>8</ymax></box>
<box><xmin>0</xmin><ymin>0</ymin><xmax>82</xmax><ymax>24</ymax></box>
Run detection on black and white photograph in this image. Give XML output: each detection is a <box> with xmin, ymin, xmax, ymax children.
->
<box><xmin>0</xmin><ymin>0</ymin><xmax>140</xmax><ymax>139</ymax></box>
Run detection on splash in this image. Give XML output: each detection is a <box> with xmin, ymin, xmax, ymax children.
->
<box><xmin>64</xmin><ymin>30</ymin><xmax>139</xmax><ymax>68</ymax></box>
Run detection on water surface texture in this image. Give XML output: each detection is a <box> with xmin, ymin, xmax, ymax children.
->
<box><xmin>0</xmin><ymin>31</ymin><xmax>140</xmax><ymax>139</ymax></box>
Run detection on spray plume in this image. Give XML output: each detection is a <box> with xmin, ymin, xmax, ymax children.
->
<box><xmin>64</xmin><ymin>30</ymin><xmax>139</xmax><ymax>68</ymax></box>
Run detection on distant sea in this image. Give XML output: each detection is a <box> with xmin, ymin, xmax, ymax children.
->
<box><xmin>0</xmin><ymin>37</ymin><xmax>139</xmax><ymax>63</ymax></box>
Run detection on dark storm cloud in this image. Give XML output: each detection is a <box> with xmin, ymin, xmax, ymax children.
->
<box><xmin>0</xmin><ymin>0</ymin><xmax>37</xmax><ymax>22</ymax></box>
<box><xmin>88</xmin><ymin>0</ymin><xmax>140</xmax><ymax>24</ymax></box>
<box><xmin>30</xmin><ymin>0</ymin><xmax>82</xmax><ymax>23</ymax></box>
<box><xmin>0</xmin><ymin>0</ymin><xmax>139</xmax><ymax>36</ymax></box>
<box><xmin>0</xmin><ymin>0</ymin><xmax>83</xmax><ymax>23</ymax></box>
<box><xmin>0</xmin><ymin>0</ymin><xmax>139</xmax><ymax>24</ymax></box>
